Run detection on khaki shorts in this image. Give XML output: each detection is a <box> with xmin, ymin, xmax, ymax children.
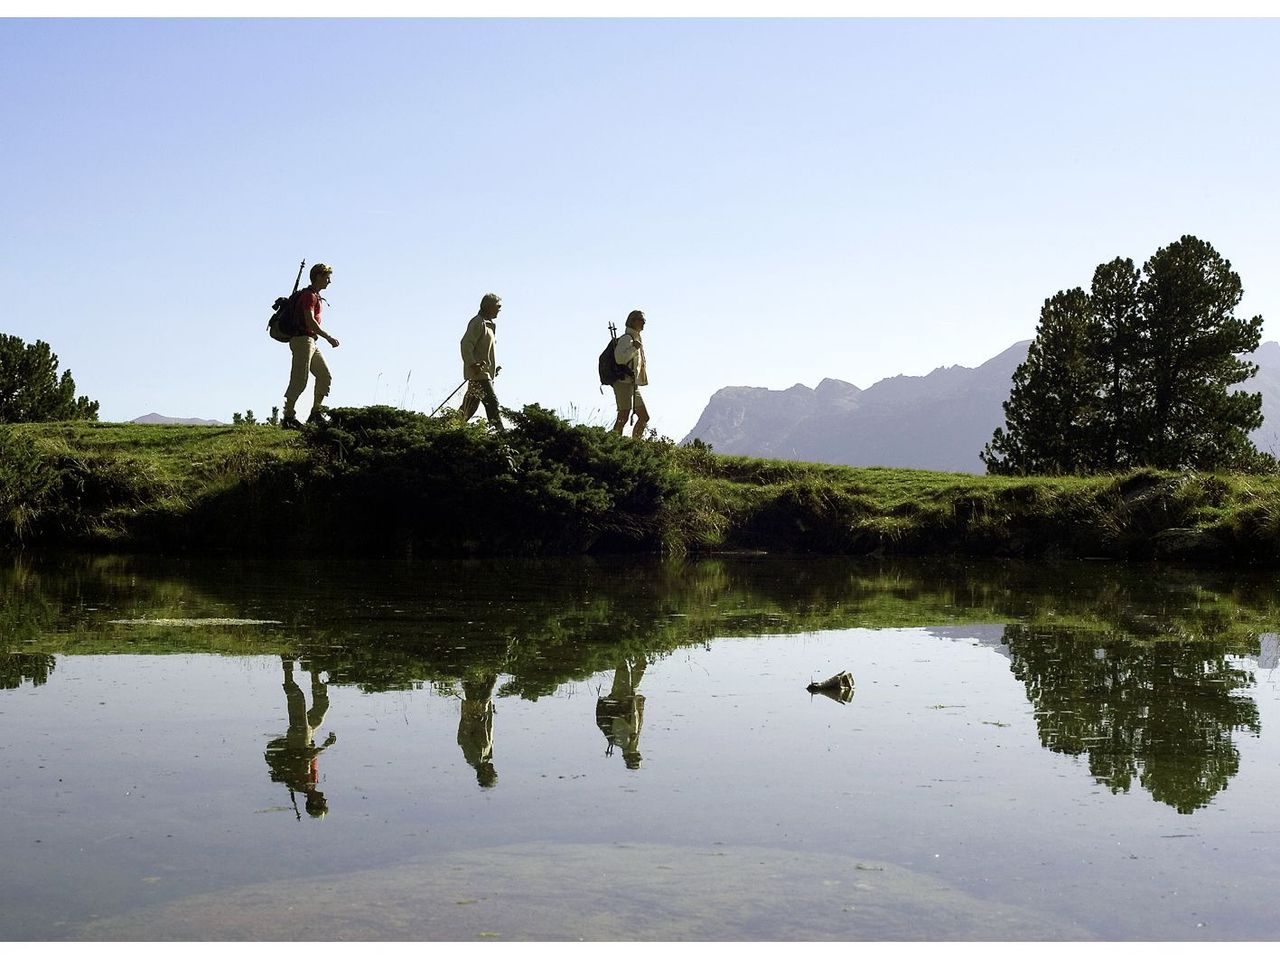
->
<box><xmin>612</xmin><ymin>381</ymin><xmax>647</xmax><ymax>415</ymax></box>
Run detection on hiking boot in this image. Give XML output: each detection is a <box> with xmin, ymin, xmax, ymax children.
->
<box><xmin>281</xmin><ymin>415</ymin><xmax>302</xmax><ymax>431</ymax></box>
<box><xmin>307</xmin><ymin>408</ymin><xmax>329</xmax><ymax>426</ymax></box>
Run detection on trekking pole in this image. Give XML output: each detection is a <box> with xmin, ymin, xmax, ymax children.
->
<box><xmin>430</xmin><ymin>366</ymin><xmax>502</xmax><ymax>418</ymax></box>
<box><xmin>291</xmin><ymin>259</ymin><xmax>306</xmax><ymax>295</ymax></box>
<box><xmin>430</xmin><ymin>381</ymin><xmax>467</xmax><ymax>417</ymax></box>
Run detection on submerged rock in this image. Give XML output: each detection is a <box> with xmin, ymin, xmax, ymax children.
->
<box><xmin>74</xmin><ymin>840</ymin><xmax>1090</xmax><ymax>940</ymax></box>
<box><xmin>1151</xmin><ymin>527</ymin><xmax>1225</xmax><ymax>561</ymax></box>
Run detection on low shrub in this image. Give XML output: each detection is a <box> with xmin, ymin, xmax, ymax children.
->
<box><xmin>292</xmin><ymin>404</ymin><xmax>690</xmax><ymax>554</ymax></box>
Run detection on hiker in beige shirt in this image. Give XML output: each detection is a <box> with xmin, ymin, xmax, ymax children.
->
<box><xmin>611</xmin><ymin>310</ymin><xmax>649</xmax><ymax>438</ymax></box>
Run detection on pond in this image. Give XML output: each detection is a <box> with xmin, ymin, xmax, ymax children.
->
<box><xmin>2</xmin><ymin>553</ymin><xmax>1280</xmax><ymax>941</ymax></box>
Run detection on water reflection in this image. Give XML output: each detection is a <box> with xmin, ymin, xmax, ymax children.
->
<box><xmin>1004</xmin><ymin>627</ymin><xmax>1261</xmax><ymax>814</ymax></box>
<box><xmin>596</xmin><ymin>656</ymin><xmax>648</xmax><ymax>769</ymax></box>
<box><xmin>5</xmin><ymin>553</ymin><xmax>1280</xmax><ymax>814</ymax></box>
<box><xmin>0</xmin><ymin>651</ymin><xmax>56</xmax><ymax>689</ymax></box>
<box><xmin>457</xmin><ymin>674</ymin><xmax>498</xmax><ymax>788</ymax></box>
<box><xmin>264</xmin><ymin>658</ymin><xmax>337</xmax><ymax>819</ymax></box>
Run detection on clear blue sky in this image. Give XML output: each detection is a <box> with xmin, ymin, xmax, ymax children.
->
<box><xmin>4</xmin><ymin>17</ymin><xmax>1279</xmax><ymax>436</ymax></box>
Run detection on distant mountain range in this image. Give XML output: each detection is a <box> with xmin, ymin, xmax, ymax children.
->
<box><xmin>131</xmin><ymin>413</ymin><xmax>223</xmax><ymax>426</ymax></box>
<box><xmin>682</xmin><ymin>341</ymin><xmax>1280</xmax><ymax>473</ymax></box>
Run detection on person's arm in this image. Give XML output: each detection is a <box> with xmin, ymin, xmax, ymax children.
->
<box><xmin>303</xmin><ymin>298</ymin><xmax>339</xmax><ymax>348</ymax></box>
<box><xmin>614</xmin><ymin>333</ymin><xmax>636</xmax><ymax>366</ymax></box>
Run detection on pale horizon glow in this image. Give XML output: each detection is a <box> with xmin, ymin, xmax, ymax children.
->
<box><xmin>4</xmin><ymin>18</ymin><xmax>1279</xmax><ymax>437</ymax></box>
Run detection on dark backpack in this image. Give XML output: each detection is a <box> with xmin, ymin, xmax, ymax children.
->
<box><xmin>598</xmin><ymin>334</ymin><xmax>631</xmax><ymax>386</ymax></box>
<box><xmin>267</xmin><ymin>290</ymin><xmax>304</xmax><ymax>343</ymax></box>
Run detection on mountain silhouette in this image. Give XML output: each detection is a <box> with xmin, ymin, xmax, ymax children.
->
<box><xmin>131</xmin><ymin>413</ymin><xmax>224</xmax><ymax>426</ymax></box>
<box><xmin>683</xmin><ymin>341</ymin><xmax>1280</xmax><ymax>474</ymax></box>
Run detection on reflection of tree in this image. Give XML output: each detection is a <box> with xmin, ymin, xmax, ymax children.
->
<box><xmin>0</xmin><ymin>652</ymin><xmax>55</xmax><ymax>689</ymax></box>
<box><xmin>265</xmin><ymin>658</ymin><xmax>336</xmax><ymax>819</ymax></box>
<box><xmin>457</xmin><ymin>674</ymin><xmax>498</xmax><ymax>788</ymax></box>
<box><xmin>1005</xmin><ymin>625</ymin><xmax>1261</xmax><ymax>813</ymax></box>
<box><xmin>596</xmin><ymin>657</ymin><xmax>647</xmax><ymax>769</ymax></box>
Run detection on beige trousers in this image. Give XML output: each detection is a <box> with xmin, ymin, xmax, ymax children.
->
<box><xmin>283</xmin><ymin>336</ymin><xmax>332</xmax><ymax>417</ymax></box>
<box><xmin>612</xmin><ymin>381</ymin><xmax>647</xmax><ymax>416</ymax></box>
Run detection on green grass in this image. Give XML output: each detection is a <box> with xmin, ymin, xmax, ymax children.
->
<box><xmin>670</xmin><ymin>446</ymin><xmax>1280</xmax><ymax>562</ymax></box>
<box><xmin>1</xmin><ymin>420</ymin><xmax>304</xmax><ymax>544</ymax></box>
<box><xmin>5</xmin><ymin>420</ymin><xmax>303</xmax><ymax>485</ymax></box>
<box><xmin>5</xmin><ymin>411</ymin><xmax>1280</xmax><ymax>563</ymax></box>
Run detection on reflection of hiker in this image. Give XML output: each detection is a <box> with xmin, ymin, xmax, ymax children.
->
<box><xmin>458</xmin><ymin>292</ymin><xmax>504</xmax><ymax>430</ymax></box>
<box><xmin>265</xmin><ymin>657</ymin><xmax>336</xmax><ymax>818</ymax></box>
<box><xmin>457</xmin><ymin>675</ymin><xmax>498</xmax><ymax>788</ymax></box>
<box><xmin>611</xmin><ymin>310</ymin><xmax>649</xmax><ymax>438</ymax></box>
<box><xmin>282</xmin><ymin>263</ymin><xmax>340</xmax><ymax>429</ymax></box>
<box><xmin>596</xmin><ymin>656</ymin><xmax>647</xmax><ymax>769</ymax></box>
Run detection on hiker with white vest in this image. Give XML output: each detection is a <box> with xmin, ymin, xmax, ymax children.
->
<box><xmin>458</xmin><ymin>292</ymin><xmax>505</xmax><ymax>431</ymax></box>
<box><xmin>611</xmin><ymin>310</ymin><xmax>649</xmax><ymax>438</ymax></box>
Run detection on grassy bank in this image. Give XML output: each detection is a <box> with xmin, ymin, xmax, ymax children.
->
<box><xmin>5</xmin><ymin>406</ymin><xmax>1280</xmax><ymax>562</ymax></box>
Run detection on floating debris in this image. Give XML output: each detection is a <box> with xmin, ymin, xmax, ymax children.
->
<box><xmin>806</xmin><ymin>671</ymin><xmax>855</xmax><ymax>704</ymax></box>
<box><xmin>108</xmin><ymin>618</ymin><xmax>283</xmax><ymax>626</ymax></box>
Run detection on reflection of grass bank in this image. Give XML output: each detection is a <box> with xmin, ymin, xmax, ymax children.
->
<box><xmin>7</xmin><ymin>408</ymin><xmax>1280</xmax><ymax>562</ymax></box>
<box><xmin>8</xmin><ymin>553</ymin><xmax>1277</xmax><ymax>664</ymax></box>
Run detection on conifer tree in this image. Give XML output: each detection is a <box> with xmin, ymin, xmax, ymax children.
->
<box><xmin>983</xmin><ymin>236</ymin><xmax>1264</xmax><ymax>474</ymax></box>
<box><xmin>0</xmin><ymin>334</ymin><xmax>99</xmax><ymax>424</ymax></box>
<box><xmin>1130</xmin><ymin>236</ymin><xmax>1263</xmax><ymax>469</ymax></box>
<box><xmin>982</xmin><ymin>288</ymin><xmax>1098</xmax><ymax>474</ymax></box>
<box><xmin>1087</xmin><ymin>257</ymin><xmax>1142</xmax><ymax>470</ymax></box>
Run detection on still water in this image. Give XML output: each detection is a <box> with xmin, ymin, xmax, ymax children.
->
<box><xmin>3</xmin><ymin>553</ymin><xmax>1280</xmax><ymax>941</ymax></box>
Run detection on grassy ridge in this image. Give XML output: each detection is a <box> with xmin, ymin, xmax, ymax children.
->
<box><xmin>4</xmin><ymin>407</ymin><xmax>1280</xmax><ymax>562</ymax></box>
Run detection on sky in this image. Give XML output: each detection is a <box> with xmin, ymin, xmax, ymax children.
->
<box><xmin>4</xmin><ymin>16</ymin><xmax>1280</xmax><ymax>438</ymax></box>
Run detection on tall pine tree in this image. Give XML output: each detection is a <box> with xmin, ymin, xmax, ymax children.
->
<box><xmin>1131</xmin><ymin>236</ymin><xmax>1263</xmax><ymax>469</ymax></box>
<box><xmin>983</xmin><ymin>288</ymin><xmax>1099</xmax><ymax>474</ymax></box>
<box><xmin>1087</xmin><ymin>257</ymin><xmax>1142</xmax><ymax>471</ymax></box>
<box><xmin>983</xmin><ymin>236</ymin><xmax>1263</xmax><ymax>475</ymax></box>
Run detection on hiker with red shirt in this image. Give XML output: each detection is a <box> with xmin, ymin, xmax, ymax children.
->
<box><xmin>282</xmin><ymin>262</ymin><xmax>340</xmax><ymax>429</ymax></box>
<box><xmin>265</xmin><ymin>657</ymin><xmax>337</xmax><ymax>819</ymax></box>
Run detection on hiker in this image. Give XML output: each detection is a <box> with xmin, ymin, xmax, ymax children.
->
<box><xmin>595</xmin><ymin>656</ymin><xmax>647</xmax><ymax>770</ymax></box>
<box><xmin>458</xmin><ymin>292</ymin><xmax>504</xmax><ymax>430</ymax></box>
<box><xmin>457</xmin><ymin>674</ymin><xmax>499</xmax><ymax>789</ymax></box>
<box><xmin>611</xmin><ymin>309</ymin><xmax>649</xmax><ymax>438</ymax></box>
<box><xmin>282</xmin><ymin>263</ymin><xmax>340</xmax><ymax>429</ymax></box>
<box><xmin>264</xmin><ymin>657</ymin><xmax>337</xmax><ymax>819</ymax></box>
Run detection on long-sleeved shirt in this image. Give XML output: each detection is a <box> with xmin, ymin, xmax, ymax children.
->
<box><xmin>613</xmin><ymin>327</ymin><xmax>647</xmax><ymax>386</ymax></box>
<box><xmin>460</xmin><ymin>313</ymin><xmax>497</xmax><ymax>381</ymax></box>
